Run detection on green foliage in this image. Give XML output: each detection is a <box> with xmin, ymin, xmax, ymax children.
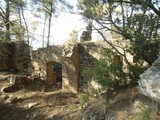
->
<box><xmin>93</xmin><ymin>48</ymin><xmax>126</xmax><ymax>90</ymax></box>
<box><xmin>78</xmin><ymin>85</ymin><xmax>104</xmax><ymax>105</ymax></box>
<box><xmin>78</xmin><ymin>0</ymin><xmax>160</xmax><ymax>65</ymax></box>
<box><xmin>67</xmin><ymin>30</ymin><xmax>78</xmax><ymax>44</ymax></box>
<box><xmin>137</xmin><ymin>107</ymin><xmax>151</xmax><ymax>120</ymax></box>
<box><xmin>78</xmin><ymin>0</ymin><xmax>108</xmax><ymax>19</ymax></box>
<box><xmin>11</xmin><ymin>23</ymin><xmax>25</xmax><ymax>41</ymax></box>
<box><xmin>80</xmin><ymin>47</ymin><xmax>147</xmax><ymax>104</ymax></box>
<box><xmin>128</xmin><ymin>64</ymin><xmax>148</xmax><ymax>83</ymax></box>
<box><xmin>78</xmin><ymin>92</ymin><xmax>90</xmax><ymax>105</ymax></box>
<box><xmin>67</xmin><ymin>104</ymin><xmax>79</xmax><ymax>111</ymax></box>
<box><xmin>0</xmin><ymin>31</ymin><xmax>7</xmax><ymax>42</ymax></box>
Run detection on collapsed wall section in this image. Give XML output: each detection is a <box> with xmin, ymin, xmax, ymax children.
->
<box><xmin>77</xmin><ymin>42</ymin><xmax>100</xmax><ymax>88</ymax></box>
<box><xmin>31</xmin><ymin>45</ymin><xmax>80</xmax><ymax>93</ymax></box>
<box><xmin>77</xmin><ymin>42</ymin><xmax>124</xmax><ymax>90</ymax></box>
<box><xmin>0</xmin><ymin>41</ymin><xmax>30</xmax><ymax>72</ymax></box>
<box><xmin>62</xmin><ymin>46</ymin><xmax>80</xmax><ymax>93</ymax></box>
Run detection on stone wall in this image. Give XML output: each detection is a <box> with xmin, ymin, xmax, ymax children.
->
<box><xmin>31</xmin><ymin>45</ymin><xmax>80</xmax><ymax>93</ymax></box>
<box><xmin>30</xmin><ymin>41</ymin><xmax>131</xmax><ymax>93</ymax></box>
<box><xmin>78</xmin><ymin>42</ymin><xmax>101</xmax><ymax>88</ymax></box>
<box><xmin>14</xmin><ymin>41</ymin><xmax>30</xmax><ymax>72</ymax></box>
<box><xmin>0</xmin><ymin>43</ymin><xmax>11</xmax><ymax>70</ymax></box>
<box><xmin>0</xmin><ymin>41</ymin><xmax>30</xmax><ymax>72</ymax></box>
<box><xmin>62</xmin><ymin>46</ymin><xmax>80</xmax><ymax>93</ymax></box>
<box><xmin>30</xmin><ymin>46</ymin><xmax>62</xmax><ymax>80</ymax></box>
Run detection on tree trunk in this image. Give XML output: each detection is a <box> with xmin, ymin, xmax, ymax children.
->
<box><xmin>47</xmin><ymin>2</ymin><xmax>53</xmax><ymax>47</ymax></box>
<box><xmin>42</xmin><ymin>15</ymin><xmax>47</xmax><ymax>48</ymax></box>
<box><xmin>21</xmin><ymin>7</ymin><xmax>29</xmax><ymax>44</ymax></box>
<box><xmin>5</xmin><ymin>0</ymin><xmax>11</xmax><ymax>41</ymax></box>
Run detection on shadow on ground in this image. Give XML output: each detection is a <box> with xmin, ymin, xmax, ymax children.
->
<box><xmin>0</xmin><ymin>102</ymin><xmax>46</xmax><ymax>120</ymax></box>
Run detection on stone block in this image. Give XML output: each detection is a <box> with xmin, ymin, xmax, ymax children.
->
<box><xmin>139</xmin><ymin>56</ymin><xmax>160</xmax><ymax>101</ymax></box>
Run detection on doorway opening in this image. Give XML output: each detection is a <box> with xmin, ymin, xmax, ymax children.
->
<box><xmin>47</xmin><ymin>61</ymin><xmax>62</xmax><ymax>88</ymax></box>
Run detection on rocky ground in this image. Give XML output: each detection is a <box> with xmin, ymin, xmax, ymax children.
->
<box><xmin>0</xmin><ymin>72</ymin><xmax>160</xmax><ymax>120</ymax></box>
<box><xmin>0</xmin><ymin>72</ymin><xmax>83</xmax><ymax>120</ymax></box>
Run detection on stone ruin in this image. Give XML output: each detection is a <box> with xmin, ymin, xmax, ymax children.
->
<box><xmin>0</xmin><ymin>41</ymin><xmax>30</xmax><ymax>72</ymax></box>
<box><xmin>0</xmin><ymin>41</ymin><xmax>125</xmax><ymax>93</ymax></box>
<box><xmin>30</xmin><ymin>45</ymin><xmax>80</xmax><ymax>93</ymax></box>
<box><xmin>1</xmin><ymin>40</ymin><xmax>159</xmax><ymax>96</ymax></box>
<box><xmin>30</xmin><ymin>43</ymin><xmax>102</xmax><ymax>93</ymax></box>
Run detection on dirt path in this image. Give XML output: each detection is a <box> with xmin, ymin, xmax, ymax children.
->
<box><xmin>0</xmin><ymin>73</ymin><xmax>81</xmax><ymax>120</ymax></box>
<box><xmin>1</xmin><ymin>73</ymin><xmax>159</xmax><ymax>120</ymax></box>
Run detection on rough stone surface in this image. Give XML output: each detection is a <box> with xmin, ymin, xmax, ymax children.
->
<box><xmin>31</xmin><ymin>45</ymin><xmax>80</xmax><ymax>93</ymax></box>
<box><xmin>0</xmin><ymin>41</ymin><xmax>30</xmax><ymax>72</ymax></box>
<box><xmin>139</xmin><ymin>56</ymin><xmax>160</xmax><ymax>101</ymax></box>
<box><xmin>30</xmin><ymin>42</ymin><xmax>114</xmax><ymax>93</ymax></box>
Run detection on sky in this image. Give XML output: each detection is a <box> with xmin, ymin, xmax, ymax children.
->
<box><xmin>0</xmin><ymin>0</ymin><xmax>101</xmax><ymax>50</ymax></box>
<box><xmin>30</xmin><ymin>0</ymin><xmax>89</xmax><ymax>50</ymax></box>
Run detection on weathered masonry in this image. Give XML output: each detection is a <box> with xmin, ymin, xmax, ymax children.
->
<box><xmin>0</xmin><ymin>41</ymin><xmax>125</xmax><ymax>93</ymax></box>
<box><xmin>30</xmin><ymin>45</ymin><xmax>80</xmax><ymax>93</ymax></box>
<box><xmin>0</xmin><ymin>41</ymin><xmax>30</xmax><ymax>72</ymax></box>
<box><xmin>30</xmin><ymin>42</ymin><xmax>104</xmax><ymax>93</ymax></box>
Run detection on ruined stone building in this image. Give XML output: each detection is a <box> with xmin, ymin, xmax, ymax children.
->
<box><xmin>0</xmin><ymin>41</ymin><xmax>129</xmax><ymax>93</ymax></box>
<box><xmin>30</xmin><ymin>42</ymin><xmax>100</xmax><ymax>93</ymax></box>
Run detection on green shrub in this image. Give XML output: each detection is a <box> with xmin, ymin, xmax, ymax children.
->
<box><xmin>78</xmin><ymin>92</ymin><xmax>90</xmax><ymax>105</ymax></box>
<box><xmin>137</xmin><ymin>106</ymin><xmax>151</xmax><ymax>120</ymax></box>
<box><xmin>93</xmin><ymin>48</ymin><xmax>126</xmax><ymax>90</ymax></box>
<box><xmin>80</xmin><ymin>48</ymin><xmax>148</xmax><ymax>104</ymax></box>
<box><xmin>78</xmin><ymin>85</ymin><xmax>105</xmax><ymax>105</ymax></box>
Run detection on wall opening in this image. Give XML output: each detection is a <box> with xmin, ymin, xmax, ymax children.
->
<box><xmin>47</xmin><ymin>61</ymin><xmax>62</xmax><ymax>88</ymax></box>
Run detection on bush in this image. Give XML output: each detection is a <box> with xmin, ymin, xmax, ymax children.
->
<box><xmin>80</xmin><ymin>48</ymin><xmax>148</xmax><ymax>104</ymax></box>
<box><xmin>137</xmin><ymin>106</ymin><xmax>151</xmax><ymax>120</ymax></box>
<box><xmin>93</xmin><ymin>48</ymin><xmax>126</xmax><ymax>90</ymax></box>
<box><xmin>78</xmin><ymin>85</ymin><xmax>103</xmax><ymax>105</ymax></box>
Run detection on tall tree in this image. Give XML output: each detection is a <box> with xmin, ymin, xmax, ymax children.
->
<box><xmin>78</xmin><ymin>0</ymin><xmax>160</xmax><ymax>65</ymax></box>
<box><xmin>0</xmin><ymin>0</ymin><xmax>27</xmax><ymax>42</ymax></box>
<box><xmin>32</xmin><ymin>0</ymin><xmax>73</xmax><ymax>47</ymax></box>
<box><xmin>42</xmin><ymin>13</ymin><xmax>47</xmax><ymax>47</ymax></box>
<box><xmin>11</xmin><ymin>0</ymin><xmax>27</xmax><ymax>42</ymax></box>
<box><xmin>5</xmin><ymin>0</ymin><xmax>10</xmax><ymax>41</ymax></box>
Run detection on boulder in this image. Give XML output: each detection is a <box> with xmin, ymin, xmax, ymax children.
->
<box><xmin>138</xmin><ymin>56</ymin><xmax>160</xmax><ymax>101</ymax></box>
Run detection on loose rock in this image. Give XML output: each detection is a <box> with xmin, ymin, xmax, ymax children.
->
<box><xmin>28</xmin><ymin>102</ymin><xmax>38</xmax><ymax>108</ymax></box>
